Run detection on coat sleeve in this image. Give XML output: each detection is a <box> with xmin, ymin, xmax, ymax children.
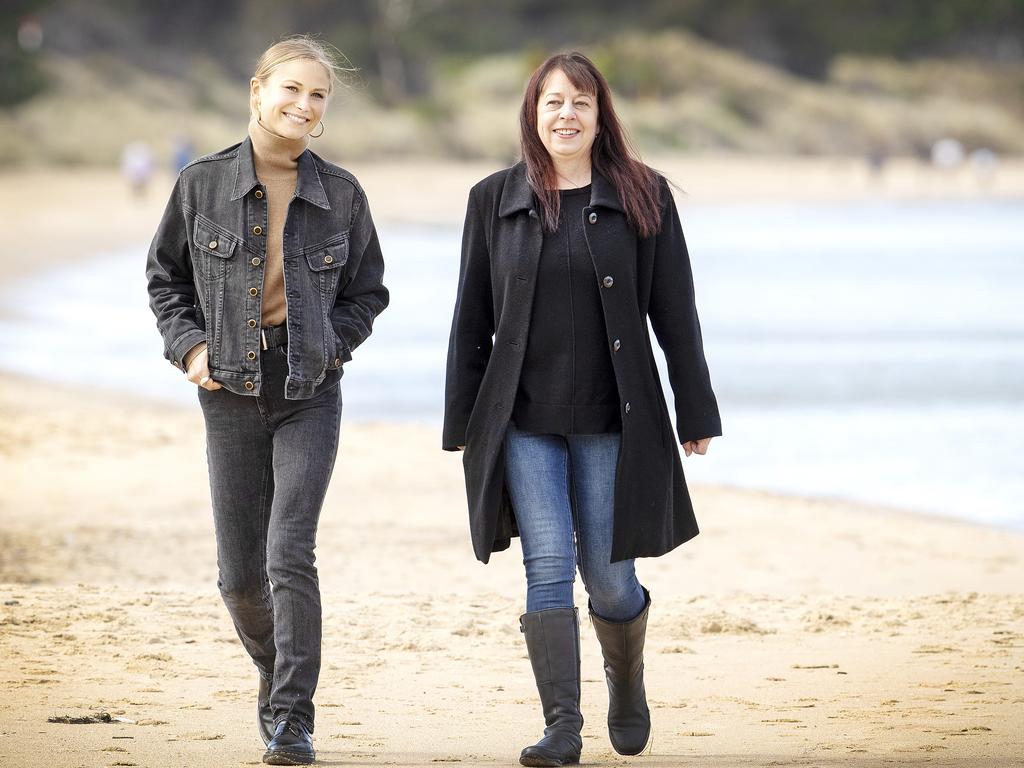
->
<box><xmin>145</xmin><ymin>176</ymin><xmax>206</xmax><ymax>372</ymax></box>
<box><xmin>330</xmin><ymin>187</ymin><xmax>390</xmax><ymax>361</ymax></box>
<box><xmin>648</xmin><ymin>183</ymin><xmax>722</xmax><ymax>444</ymax></box>
<box><xmin>442</xmin><ymin>189</ymin><xmax>493</xmax><ymax>451</ymax></box>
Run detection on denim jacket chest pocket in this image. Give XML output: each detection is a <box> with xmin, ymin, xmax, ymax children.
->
<box><xmin>302</xmin><ymin>235</ymin><xmax>349</xmax><ymax>299</ymax></box>
<box><xmin>192</xmin><ymin>215</ymin><xmax>239</xmax><ymax>280</ymax></box>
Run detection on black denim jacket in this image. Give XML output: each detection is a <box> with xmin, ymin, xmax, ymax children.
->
<box><xmin>146</xmin><ymin>137</ymin><xmax>389</xmax><ymax>399</ymax></box>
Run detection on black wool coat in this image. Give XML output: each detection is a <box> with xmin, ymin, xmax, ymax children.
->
<box><xmin>443</xmin><ymin>162</ymin><xmax>722</xmax><ymax>564</ymax></box>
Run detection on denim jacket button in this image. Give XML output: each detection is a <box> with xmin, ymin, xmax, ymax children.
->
<box><xmin>602</xmin><ymin>275</ymin><xmax>614</xmax><ymax>288</ymax></box>
<box><xmin>247</xmin><ymin>351</ymin><xmax>257</xmax><ymax>360</ymax></box>
<box><xmin>247</xmin><ymin>319</ymin><xmax>257</xmax><ymax>328</ymax></box>
<box><xmin>249</xmin><ymin>287</ymin><xmax>259</xmax><ymax>296</ymax></box>
<box><xmin>252</xmin><ymin>225</ymin><xmax>264</xmax><ymax>236</ymax></box>
<box><xmin>334</xmin><ymin>358</ymin><xmax>341</xmax><ymax>366</ymax></box>
<box><xmin>244</xmin><ymin>381</ymin><xmax>254</xmax><ymax>391</ymax></box>
<box><xmin>613</xmin><ymin>338</ymin><xmax>621</xmax><ymax>351</ymax></box>
<box><xmin>254</xmin><ymin>189</ymin><xmax>264</xmax><ymax>199</ymax></box>
<box><xmin>251</xmin><ymin>257</ymin><xmax>261</xmax><ymax>266</ymax></box>
<box><xmin>324</xmin><ymin>254</ymin><xmax>333</xmax><ymax>264</ymax></box>
<box><xmin>208</xmin><ymin>240</ymin><xmax>218</xmax><ymax>250</ymax></box>
<box><xmin>588</xmin><ymin>212</ymin><xmax>598</xmax><ymax>224</ymax></box>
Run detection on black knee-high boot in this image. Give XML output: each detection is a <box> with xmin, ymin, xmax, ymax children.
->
<box><xmin>519</xmin><ymin>607</ymin><xmax>584</xmax><ymax>767</ymax></box>
<box><xmin>589</xmin><ymin>588</ymin><xmax>652</xmax><ymax>755</ymax></box>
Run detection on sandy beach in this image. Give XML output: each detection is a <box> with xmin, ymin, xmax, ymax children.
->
<box><xmin>1</xmin><ymin>159</ymin><xmax>1023</xmax><ymax>767</ymax></box>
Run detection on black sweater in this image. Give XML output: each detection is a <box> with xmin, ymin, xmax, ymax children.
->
<box><xmin>512</xmin><ymin>185</ymin><xmax>621</xmax><ymax>436</ymax></box>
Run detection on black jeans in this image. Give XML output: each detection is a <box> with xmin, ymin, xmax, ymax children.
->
<box><xmin>198</xmin><ymin>342</ymin><xmax>342</xmax><ymax>731</ymax></box>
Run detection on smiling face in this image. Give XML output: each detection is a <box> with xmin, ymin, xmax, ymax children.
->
<box><xmin>536</xmin><ymin>68</ymin><xmax>599</xmax><ymax>166</ymax></box>
<box><xmin>251</xmin><ymin>58</ymin><xmax>331</xmax><ymax>139</ymax></box>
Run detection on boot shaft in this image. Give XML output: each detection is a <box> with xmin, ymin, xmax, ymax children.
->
<box><xmin>520</xmin><ymin>607</ymin><xmax>582</xmax><ymax>687</ymax></box>
<box><xmin>519</xmin><ymin>607</ymin><xmax>584</xmax><ymax>741</ymax></box>
<box><xmin>590</xmin><ymin>590</ymin><xmax>650</xmax><ymax>678</ymax></box>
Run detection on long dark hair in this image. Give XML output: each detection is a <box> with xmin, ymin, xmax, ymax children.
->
<box><xmin>519</xmin><ymin>51</ymin><xmax>662</xmax><ymax>238</ymax></box>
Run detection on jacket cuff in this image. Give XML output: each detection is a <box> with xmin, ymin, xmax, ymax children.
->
<box><xmin>169</xmin><ymin>328</ymin><xmax>208</xmax><ymax>372</ymax></box>
<box><xmin>442</xmin><ymin>421</ymin><xmax>468</xmax><ymax>451</ymax></box>
<box><xmin>332</xmin><ymin>332</ymin><xmax>354</xmax><ymax>364</ymax></box>
<box><xmin>677</xmin><ymin>414</ymin><xmax>723</xmax><ymax>445</ymax></box>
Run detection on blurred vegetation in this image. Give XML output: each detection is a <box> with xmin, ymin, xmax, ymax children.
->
<box><xmin>0</xmin><ymin>0</ymin><xmax>51</xmax><ymax>106</ymax></box>
<box><xmin>1</xmin><ymin>0</ymin><xmax>1022</xmax><ymax>165</ymax></box>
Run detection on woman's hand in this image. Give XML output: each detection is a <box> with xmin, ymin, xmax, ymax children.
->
<box><xmin>682</xmin><ymin>437</ymin><xmax>712</xmax><ymax>457</ymax></box>
<box><xmin>185</xmin><ymin>343</ymin><xmax>221</xmax><ymax>391</ymax></box>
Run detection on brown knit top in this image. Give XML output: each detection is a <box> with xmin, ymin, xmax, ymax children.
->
<box><xmin>248</xmin><ymin>115</ymin><xmax>309</xmax><ymax>327</ymax></box>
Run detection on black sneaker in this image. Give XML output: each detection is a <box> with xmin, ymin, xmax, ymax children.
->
<box><xmin>263</xmin><ymin>719</ymin><xmax>315</xmax><ymax>765</ymax></box>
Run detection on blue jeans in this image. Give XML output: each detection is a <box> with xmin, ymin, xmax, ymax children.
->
<box><xmin>504</xmin><ymin>425</ymin><xmax>646</xmax><ymax>622</ymax></box>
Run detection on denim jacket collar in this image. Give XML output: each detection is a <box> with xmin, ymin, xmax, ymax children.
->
<box><xmin>230</xmin><ymin>136</ymin><xmax>331</xmax><ymax>210</ymax></box>
<box><xmin>498</xmin><ymin>161</ymin><xmax>626</xmax><ymax>217</ymax></box>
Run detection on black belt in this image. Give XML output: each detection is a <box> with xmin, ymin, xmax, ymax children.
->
<box><xmin>260</xmin><ymin>323</ymin><xmax>288</xmax><ymax>350</ymax></box>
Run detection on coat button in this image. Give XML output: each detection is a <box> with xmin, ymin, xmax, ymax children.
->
<box><xmin>528</xmin><ymin>209</ymin><xmax>537</xmax><ymax>218</ymax></box>
<box><xmin>247</xmin><ymin>319</ymin><xmax>257</xmax><ymax>328</ymax></box>
<box><xmin>625</xmin><ymin>402</ymin><xmax>631</xmax><ymax>413</ymax></box>
<box><xmin>334</xmin><ymin>358</ymin><xmax>341</xmax><ymax>366</ymax></box>
<box><xmin>253</xmin><ymin>225</ymin><xmax>264</xmax><ymax>236</ymax></box>
<box><xmin>208</xmin><ymin>240</ymin><xmax>218</xmax><ymax>250</ymax></box>
<box><xmin>324</xmin><ymin>254</ymin><xmax>333</xmax><ymax>264</ymax></box>
<box><xmin>254</xmin><ymin>189</ymin><xmax>264</xmax><ymax>199</ymax></box>
<box><xmin>244</xmin><ymin>381</ymin><xmax>254</xmax><ymax>391</ymax></box>
<box><xmin>251</xmin><ymin>257</ymin><xmax>261</xmax><ymax>266</ymax></box>
<box><xmin>613</xmin><ymin>339</ymin><xmax>621</xmax><ymax>351</ymax></box>
<box><xmin>588</xmin><ymin>212</ymin><xmax>598</xmax><ymax>224</ymax></box>
<box><xmin>249</xmin><ymin>287</ymin><xmax>259</xmax><ymax>296</ymax></box>
<box><xmin>602</xmin><ymin>276</ymin><xmax>614</xmax><ymax>288</ymax></box>
<box><xmin>246</xmin><ymin>351</ymin><xmax>256</xmax><ymax>360</ymax></box>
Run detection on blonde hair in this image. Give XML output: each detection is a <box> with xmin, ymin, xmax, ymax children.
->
<box><xmin>251</xmin><ymin>35</ymin><xmax>355</xmax><ymax>114</ymax></box>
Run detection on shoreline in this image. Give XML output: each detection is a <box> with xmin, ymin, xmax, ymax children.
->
<box><xmin>0</xmin><ymin>363</ymin><xmax>1020</xmax><ymax>538</ymax></box>
<box><xmin>1</xmin><ymin>368</ymin><xmax>1021</xmax><ymax>595</ymax></box>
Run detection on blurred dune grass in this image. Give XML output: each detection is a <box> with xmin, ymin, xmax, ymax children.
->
<box><xmin>1</xmin><ymin>29</ymin><xmax>1023</xmax><ymax>166</ymax></box>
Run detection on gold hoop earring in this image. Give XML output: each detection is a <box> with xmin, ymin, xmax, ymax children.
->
<box><xmin>310</xmin><ymin>121</ymin><xmax>325</xmax><ymax>139</ymax></box>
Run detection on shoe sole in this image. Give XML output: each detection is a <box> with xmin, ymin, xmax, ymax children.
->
<box><xmin>519</xmin><ymin>754</ymin><xmax>580</xmax><ymax>767</ymax></box>
<box><xmin>611</xmin><ymin>729</ymin><xmax>653</xmax><ymax>756</ymax></box>
<box><xmin>262</xmin><ymin>749</ymin><xmax>316</xmax><ymax>765</ymax></box>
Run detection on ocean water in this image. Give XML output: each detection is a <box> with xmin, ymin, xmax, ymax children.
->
<box><xmin>1</xmin><ymin>200</ymin><xmax>1022</xmax><ymax>530</ymax></box>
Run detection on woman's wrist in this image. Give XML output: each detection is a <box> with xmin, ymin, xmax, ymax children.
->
<box><xmin>183</xmin><ymin>341</ymin><xmax>208</xmax><ymax>370</ymax></box>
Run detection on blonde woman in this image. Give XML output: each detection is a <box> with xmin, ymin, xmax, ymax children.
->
<box><xmin>146</xmin><ymin>36</ymin><xmax>388</xmax><ymax>765</ymax></box>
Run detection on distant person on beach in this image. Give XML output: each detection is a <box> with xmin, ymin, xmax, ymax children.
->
<box><xmin>146</xmin><ymin>36</ymin><xmax>388</xmax><ymax>765</ymax></box>
<box><xmin>120</xmin><ymin>140</ymin><xmax>154</xmax><ymax>198</ymax></box>
<box><xmin>444</xmin><ymin>51</ymin><xmax>720</xmax><ymax>766</ymax></box>
<box><xmin>171</xmin><ymin>135</ymin><xmax>196</xmax><ymax>173</ymax></box>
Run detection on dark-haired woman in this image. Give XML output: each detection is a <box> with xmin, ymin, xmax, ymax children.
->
<box><xmin>443</xmin><ymin>52</ymin><xmax>720</xmax><ymax>766</ymax></box>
